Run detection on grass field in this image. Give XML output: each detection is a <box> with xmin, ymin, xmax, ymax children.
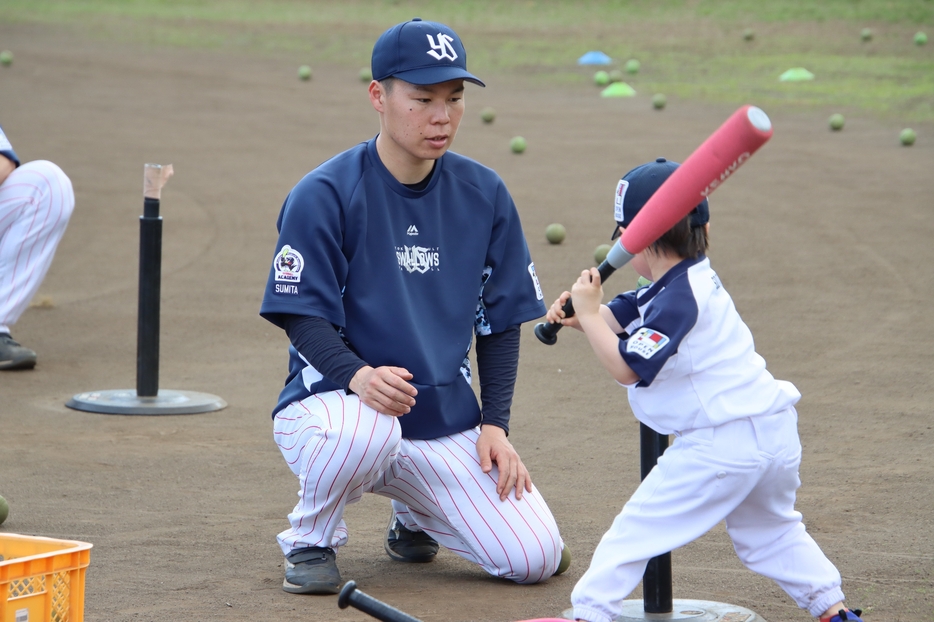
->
<box><xmin>2</xmin><ymin>0</ymin><xmax>933</xmax><ymax>120</ymax></box>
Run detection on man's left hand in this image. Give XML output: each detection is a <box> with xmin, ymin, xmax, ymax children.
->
<box><xmin>477</xmin><ymin>425</ymin><xmax>532</xmax><ymax>501</ymax></box>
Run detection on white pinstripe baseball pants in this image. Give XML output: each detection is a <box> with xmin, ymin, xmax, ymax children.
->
<box><xmin>0</xmin><ymin>160</ymin><xmax>74</xmax><ymax>331</ymax></box>
<box><xmin>273</xmin><ymin>390</ymin><xmax>565</xmax><ymax>584</ymax></box>
<box><xmin>571</xmin><ymin>409</ymin><xmax>846</xmax><ymax>622</ymax></box>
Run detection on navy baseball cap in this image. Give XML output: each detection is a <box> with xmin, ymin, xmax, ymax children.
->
<box><xmin>610</xmin><ymin>157</ymin><xmax>709</xmax><ymax>240</ymax></box>
<box><xmin>371</xmin><ymin>18</ymin><xmax>485</xmax><ymax>87</ymax></box>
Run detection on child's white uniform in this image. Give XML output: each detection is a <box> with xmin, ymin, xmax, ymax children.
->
<box><xmin>571</xmin><ymin>256</ymin><xmax>846</xmax><ymax>622</ymax></box>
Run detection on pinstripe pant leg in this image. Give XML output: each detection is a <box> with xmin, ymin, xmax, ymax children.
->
<box><xmin>372</xmin><ymin>427</ymin><xmax>564</xmax><ymax>584</ymax></box>
<box><xmin>0</xmin><ymin>160</ymin><xmax>74</xmax><ymax>328</ymax></box>
<box><xmin>273</xmin><ymin>390</ymin><xmax>401</xmax><ymax>555</ymax></box>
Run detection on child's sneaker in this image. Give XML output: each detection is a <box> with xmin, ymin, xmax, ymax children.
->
<box><xmin>820</xmin><ymin>609</ymin><xmax>863</xmax><ymax>622</ymax></box>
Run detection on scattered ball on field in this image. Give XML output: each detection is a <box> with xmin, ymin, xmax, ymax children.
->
<box><xmin>637</xmin><ymin>276</ymin><xmax>653</xmax><ymax>288</ymax></box>
<box><xmin>546</xmin><ymin>223</ymin><xmax>566</xmax><ymax>244</ymax></box>
<box><xmin>829</xmin><ymin>113</ymin><xmax>845</xmax><ymax>131</ymax></box>
<box><xmin>593</xmin><ymin>70</ymin><xmax>610</xmax><ymax>86</ymax></box>
<box><xmin>0</xmin><ymin>50</ymin><xmax>12</xmax><ymax>67</ymax></box>
<box><xmin>652</xmin><ymin>93</ymin><xmax>667</xmax><ymax>110</ymax></box>
<box><xmin>742</xmin><ymin>29</ymin><xmax>755</xmax><ymax>41</ymax></box>
<box><xmin>359</xmin><ymin>67</ymin><xmax>372</xmax><ymax>82</ymax></box>
<box><xmin>480</xmin><ymin>107</ymin><xmax>496</xmax><ymax>123</ymax></box>
<box><xmin>298</xmin><ymin>65</ymin><xmax>312</xmax><ymax>81</ymax></box>
<box><xmin>860</xmin><ymin>28</ymin><xmax>873</xmax><ymax>42</ymax></box>
<box><xmin>593</xmin><ymin>243</ymin><xmax>610</xmax><ymax>263</ymax></box>
<box><xmin>510</xmin><ymin>136</ymin><xmax>527</xmax><ymax>154</ymax></box>
<box><xmin>29</xmin><ymin>295</ymin><xmax>55</xmax><ymax>308</ymax></box>
<box><xmin>625</xmin><ymin>59</ymin><xmax>640</xmax><ymax>74</ymax></box>
<box><xmin>915</xmin><ymin>32</ymin><xmax>928</xmax><ymax>46</ymax></box>
<box><xmin>0</xmin><ymin>495</ymin><xmax>9</xmax><ymax>525</ymax></box>
<box><xmin>900</xmin><ymin>128</ymin><xmax>916</xmax><ymax>146</ymax></box>
<box><xmin>608</xmin><ymin>69</ymin><xmax>624</xmax><ymax>83</ymax></box>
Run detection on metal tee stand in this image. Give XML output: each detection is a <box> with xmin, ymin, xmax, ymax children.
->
<box><xmin>67</xmin><ymin>164</ymin><xmax>226</xmax><ymax>416</ymax></box>
<box><xmin>608</xmin><ymin>424</ymin><xmax>765</xmax><ymax>622</ymax></box>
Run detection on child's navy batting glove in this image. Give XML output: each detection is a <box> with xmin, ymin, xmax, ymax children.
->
<box><xmin>820</xmin><ymin>609</ymin><xmax>863</xmax><ymax>622</ymax></box>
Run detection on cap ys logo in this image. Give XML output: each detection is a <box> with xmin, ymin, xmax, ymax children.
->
<box><xmin>426</xmin><ymin>33</ymin><xmax>457</xmax><ymax>62</ymax></box>
<box><xmin>626</xmin><ymin>327</ymin><xmax>670</xmax><ymax>359</ymax></box>
<box><xmin>397</xmin><ymin>245</ymin><xmax>440</xmax><ymax>274</ymax></box>
<box><xmin>274</xmin><ymin>245</ymin><xmax>304</xmax><ymax>282</ymax></box>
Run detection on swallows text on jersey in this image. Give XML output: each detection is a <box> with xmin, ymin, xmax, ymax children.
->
<box><xmin>396</xmin><ymin>245</ymin><xmax>440</xmax><ymax>273</ymax></box>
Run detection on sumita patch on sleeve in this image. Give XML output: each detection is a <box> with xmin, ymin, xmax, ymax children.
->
<box><xmin>626</xmin><ymin>327</ymin><xmax>670</xmax><ymax>359</ymax></box>
<box><xmin>274</xmin><ymin>245</ymin><xmax>304</xmax><ymax>283</ymax></box>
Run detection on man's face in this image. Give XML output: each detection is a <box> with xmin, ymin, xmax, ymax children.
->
<box><xmin>372</xmin><ymin>78</ymin><xmax>466</xmax><ymax>165</ymax></box>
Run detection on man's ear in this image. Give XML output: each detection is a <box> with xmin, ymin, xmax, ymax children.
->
<box><xmin>368</xmin><ymin>80</ymin><xmax>385</xmax><ymax>113</ymax></box>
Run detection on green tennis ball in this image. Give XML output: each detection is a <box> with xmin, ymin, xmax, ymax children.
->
<box><xmin>652</xmin><ymin>93</ymin><xmax>667</xmax><ymax>110</ymax></box>
<box><xmin>298</xmin><ymin>65</ymin><xmax>312</xmax><ymax>81</ymax></box>
<box><xmin>915</xmin><ymin>32</ymin><xmax>928</xmax><ymax>46</ymax></box>
<box><xmin>742</xmin><ymin>29</ymin><xmax>755</xmax><ymax>41</ymax></box>
<box><xmin>829</xmin><ymin>113</ymin><xmax>845</xmax><ymax>131</ymax></box>
<box><xmin>900</xmin><ymin>128</ymin><xmax>916</xmax><ymax>146</ymax></box>
<box><xmin>359</xmin><ymin>67</ymin><xmax>372</xmax><ymax>82</ymax></box>
<box><xmin>625</xmin><ymin>59</ymin><xmax>640</xmax><ymax>74</ymax></box>
<box><xmin>593</xmin><ymin>70</ymin><xmax>610</xmax><ymax>86</ymax></box>
<box><xmin>860</xmin><ymin>27</ymin><xmax>873</xmax><ymax>42</ymax></box>
<box><xmin>0</xmin><ymin>50</ymin><xmax>12</xmax><ymax>67</ymax></box>
<box><xmin>593</xmin><ymin>243</ymin><xmax>610</xmax><ymax>263</ymax></box>
<box><xmin>0</xmin><ymin>495</ymin><xmax>9</xmax><ymax>525</ymax></box>
<box><xmin>546</xmin><ymin>223</ymin><xmax>566</xmax><ymax>244</ymax></box>
<box><xmin>510</xmin><ymin>136</ymin><xmax>527</xmax><ymax>154</ymax></box>
<box><xmin>480</xmin><ymin>107</ymin><xmax>496</xmax><ymax>123</ymax></box>
<box><xmin>636</xmin><ymin>276</ymin><xmax>653</xmax><ymax>288</ymax></box>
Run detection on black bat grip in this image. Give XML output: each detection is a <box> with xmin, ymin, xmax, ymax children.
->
<box><xmin>534</xmin><ymin>260</ymin><xmax>619</xmax><ymax>345</ymax></box>
<box><xmin>337</xmin><ymin>581</ymin><xmax>423</xmax><ymax>622</ymax></box>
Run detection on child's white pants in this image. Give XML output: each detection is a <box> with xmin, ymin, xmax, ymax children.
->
<box><xmin>273</xmin><ymin>390</ymin><xmax>564</xmax><ymax>584</ymax></box>
<box><xmin>0</xmin><ymin>160</ymin><xmax>74</xmax><ymax>330</ymax></box>
<box><xmin>572</xmin><ymin>408</ymin><xmax>845</xmax><ymax>622</ymax></box>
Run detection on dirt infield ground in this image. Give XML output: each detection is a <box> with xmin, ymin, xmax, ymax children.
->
<box><xmin>1</xmin><ymin>22</ymin><xmax>933</xmax><ymax>622</ymax></box>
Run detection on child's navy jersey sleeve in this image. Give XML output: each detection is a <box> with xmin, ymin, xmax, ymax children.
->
<box><xmin>260</xmin><ymin>173</ymin><xmax>348</xmax><ymax>330</ymax></box>
<box><xmin>606</xmin><ymin>291</ymin><xmax>642</xmax><ymax>333</ymax></box>
<box><xmin>620</xmin><ymin>280</ymin><xmax>699</xmax><ymax>387</ymax></box>
<box><xmin>475</xmin><ymin>179</ymin><xmax>546</xmax><ymax>333</ymax></box>
<box><xmin>0</xmin><ymin>125</ymin><xmax>21</xmax><ymax>167</ymax></box>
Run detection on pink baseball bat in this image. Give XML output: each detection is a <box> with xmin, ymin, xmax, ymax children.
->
<box><xmin>535</xmin><ymin>105</ymin><xmax>773</xmax><ymax>345</ymax></box>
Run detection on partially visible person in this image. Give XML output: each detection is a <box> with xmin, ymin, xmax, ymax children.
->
<box><xmin>0</xmin><ymin>124</ymin><xmax>74</xmax><ymax>370</ymax></box>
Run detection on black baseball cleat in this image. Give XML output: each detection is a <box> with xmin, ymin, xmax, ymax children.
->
<box><xmin>0</xmin><ymin>334</ymin><xmax>37</xmax><ymax>370</ymax></box>
<box><xmin>384</xmin><ymin>512</ymin><xmax>439</xmax><ymax>563</ymax></box>
<box><xmin>282</xmin><ymin>546</ymin><xmax>342</xmax><ymax>594</ymax></box>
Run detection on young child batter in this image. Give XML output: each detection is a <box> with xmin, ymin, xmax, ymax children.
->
<box><xmin>546</xmin><ymin>157</ymin><xmax>863</xmax><ymax>622</ymax></box>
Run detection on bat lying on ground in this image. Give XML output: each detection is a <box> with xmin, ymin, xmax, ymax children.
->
<box><xmin>534</xmin><ymin>104</ymin><xmax>774</xmax><ymax>345</ymax></box>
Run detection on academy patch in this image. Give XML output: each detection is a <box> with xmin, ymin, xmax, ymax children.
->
<box><xmin>528</xmin><ymin>263</ymin><xmax>543</xmax><ymax>300</ymax></box>
<box><xmin>274</xmin><ymin>245</ymin><xmax>304</xmax><ymax>283</ymax></box>
<box><xmin>626</xmin><ymin>327</ymin><xmax>669</xmax><ymax>359</ymax></box>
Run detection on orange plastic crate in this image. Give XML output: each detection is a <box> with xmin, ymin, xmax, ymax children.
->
<box><xmin>0</xmin><ymin>534</ymin><xmax>92</xmax><ymax>622</ymax></box>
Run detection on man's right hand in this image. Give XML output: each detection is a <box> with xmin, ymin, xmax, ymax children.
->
<box><xmin>348</xmin><ymin>365</ymin><xmax>417</xmax><ymax>417</ymax></box>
